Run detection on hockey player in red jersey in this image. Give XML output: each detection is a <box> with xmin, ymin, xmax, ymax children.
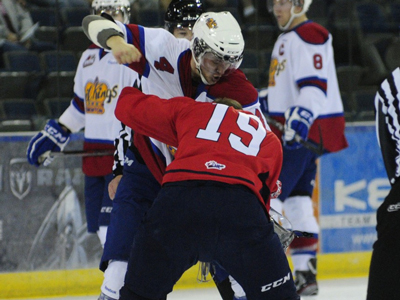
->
<box><xmin>114</xmin><ymin>87</ymin><xmax>299</xmax><ymax>300</ymax></box>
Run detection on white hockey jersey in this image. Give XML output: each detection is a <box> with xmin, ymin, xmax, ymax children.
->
<box><xmin>110</xmin><ymin>22</ymin><xmax>264</xmax><ymax>182</ymax></box>
<box><xmin>58</xmin><ymin>28</ymin><xmax>139</xmax><ymax>176</ymax></box>
<box><xmin>267</xmin><ymin>20</ymin><xmax>347</xmax><ymax>153</ymax></box>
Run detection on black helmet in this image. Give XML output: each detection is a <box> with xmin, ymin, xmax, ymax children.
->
<box><xmin>164</xmin><ymin>0</ymin><xmax>203</xmax><ymax>33</ymax></box>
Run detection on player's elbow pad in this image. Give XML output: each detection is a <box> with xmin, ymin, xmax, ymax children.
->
<box><xmin>82</xmin><ymin>15</ymin><xmax>124</xmax><ymax>50</ymax></box>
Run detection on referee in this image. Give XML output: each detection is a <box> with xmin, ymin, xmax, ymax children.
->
<box><xmin>367</xmin><ymin>67</ymin><xmax>400</xmax><ymax>300</ymax></box>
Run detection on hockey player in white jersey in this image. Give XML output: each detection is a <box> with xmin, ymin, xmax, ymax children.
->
<box><xmin>26</xmin><ymin>0</ymin><xmax>138</xmax><ymax>248</ymax></box>
<box><xmin>265</xmin><ymin>0</ymin><xmax>348</xmax><ymax>296</ymax></box>
<box><xmin>82</xmin><ymin>9</ymin><xmax>268</xmax><ymax>300</ymax></box>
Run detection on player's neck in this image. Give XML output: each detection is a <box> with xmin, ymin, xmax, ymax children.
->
<box><xmin>289</xmin><ymin>15</ymin><xmax>308</xmax><ymax>30</ymax></box>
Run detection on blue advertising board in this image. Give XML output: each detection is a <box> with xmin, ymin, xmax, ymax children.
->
<box><xmin>319</xmin><ymin>124</ymin><xmax>390</xmax><ymax>253</ymax></box>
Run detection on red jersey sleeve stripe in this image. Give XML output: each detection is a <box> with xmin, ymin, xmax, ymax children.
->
<box><xmin>126</xmin><ymin>24</ymin><xmax>150</xmax><ymax>77</ymax></box>
<box><xmin>297</xmin><ymin>76</ymin><xmax>327</xmax><ymax>95</ymax></box>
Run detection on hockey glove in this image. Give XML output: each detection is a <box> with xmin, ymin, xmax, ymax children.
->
<box><xmin>27</xmin><ymin>119</ymin><xmax>70</xmax><ymax>166</ymax></box>
<box><xmin>283</xmin><ymin>106</ymin><xmax>313</xmax><ymax>149</ymax></box>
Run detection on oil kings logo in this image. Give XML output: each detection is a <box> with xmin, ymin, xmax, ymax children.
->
<box><xmin>85</xmin><ymin>77</ymin><xmax>118</xmax><ymax>114</ymax></box>
<box><xmin>9</xmin><ymin>158</ymin><xmax>32</xmax><ymax>200</ymax></box>
<box><xmin>261</xmin><ymin>272</ymin><xmax>291</xmax><ymax>292</ymax></box>
<box><xmin>268</xmin><ymin>58</ymin><xmax>286</xmax><ymax>87</ymax></box>
<box><xmin>206</xmin><ymin>18</ymin><xmax>217</xmax><ymax>29</ymax></box>
<box><xmin>205</xmin><ymin>160</ymin><xmax>226</xmax><ymax>170</ymax></box>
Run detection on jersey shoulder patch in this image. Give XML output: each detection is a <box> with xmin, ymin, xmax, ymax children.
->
<box><xmin>294</xmin><ymin>21</ymin><xmax>329</xmax><ymax>45</ymax></box>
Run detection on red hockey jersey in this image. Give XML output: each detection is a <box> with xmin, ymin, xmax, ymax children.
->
<box><xmin>115</xmin><ymin>87</ymin><xmax>283</xmax><ymax>209</ymax></box>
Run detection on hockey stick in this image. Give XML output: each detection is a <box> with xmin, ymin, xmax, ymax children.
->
<box><xmin>264</xmin><ymin>114</ymin><xmax>325</xmax><ymax>155</ymax></box>
<box><xmin>51</xmin><ymin>150</ymin><xmax>115</xmax><ymax>157</ymax></box>
<box><xmin>38</xmin><ymin>150</ymin><xmax>114</xmax><ymax>165</ymax></box>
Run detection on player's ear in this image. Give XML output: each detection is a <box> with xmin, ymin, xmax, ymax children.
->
<box><xmin>101</xmin><ymin>12</ymin><xmax>117</xmax><ymax>24</ymax></box>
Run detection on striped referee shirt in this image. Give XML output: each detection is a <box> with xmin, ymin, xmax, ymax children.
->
<box><xmin>375</xmin><ymin>67</ymin><xmax>400</xmax><ymax>185</ymax></box>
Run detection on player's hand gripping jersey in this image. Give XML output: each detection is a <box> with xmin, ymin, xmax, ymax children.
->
<box><xmin>83</xmin><ymin>16</ymin><xmax>265</xmax><ymax>181</ymax></box>
<box><xmin>116</xmin><ymin>87</ymin><xmax>283</xmax><ymax>209</ymax></box>
<box><xmin>58</xmin><ymin>30</ymin><xmax>139</xmax><ymax>176</ymax></box>
<box><xmin>267</xmin><ymin>20</ymin><xmax>347</xmax><ymax>153</ymax></box>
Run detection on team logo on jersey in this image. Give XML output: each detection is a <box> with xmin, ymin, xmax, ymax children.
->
<box><xmin>206</xmin><ymin>18</ymin><xmax>218</xmax><ymax>29</ymax></box>
<box><xmin>9</xmin><ymin>158</ymin><xmax>32</xmax><ymax>200</ymax></box>
<box><xmin>205</xmin><ymin>160</ymin><xmax>226</xmax><ymax>170</ymax></box>
<box><xmin>268</xmin><ymin>58</ymin><xmax>286</xmax><ymax>87</ymax></box>
<box><xmin>83</xmin><ymin>54</ymin><xmax>95</xmax><ymax>67</ymax></box>
<box><xmin>85</xmin><ymin>77</ymin><xmax>118</xmax><ymax>114</ymax></box>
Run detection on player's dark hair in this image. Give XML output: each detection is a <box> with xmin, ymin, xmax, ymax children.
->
<box><xmin>214</xmin><ymin>97</ymin><xmax>243</xmax><ymax>110</ymax></box>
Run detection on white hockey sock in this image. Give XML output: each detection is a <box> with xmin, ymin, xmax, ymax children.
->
<box><xmin>97</xmin><ymin>226</ymin><xmax>108</xmax><ymax>248</ymax></box>
<box><xmin>292</xmin><ymin>254</ymin><xmax>315</xmax><ymax>271</ymax></box>
<box><xmin>229</xmin><ymin>276</ymin><xmax>246</xmax><ymax>299</ymax></box>
<box><xmin>270</xmin><ymin>198</ymin><xmax>283</xmax><ymax>215</ymax></box>
<box><xmin>101</xmin><ymin>260</ymin><xmax>128</xmax><ymax>299</ymax></box>
<box><xmin>283</xmin><ymin>196</ymin><xmax>319</xmax><ymax>233</ymax></box>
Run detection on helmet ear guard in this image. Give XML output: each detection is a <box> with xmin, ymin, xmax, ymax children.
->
<box><xmin>191</xmin><ymin>37</ymin><xmax>206</xmax><ymax>63</ymax></box>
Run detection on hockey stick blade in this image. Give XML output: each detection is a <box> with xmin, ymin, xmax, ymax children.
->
<box><xmin>264</xmin><ymin>114</ymin><xmax>325</xmax><ymax>155</ymax></box>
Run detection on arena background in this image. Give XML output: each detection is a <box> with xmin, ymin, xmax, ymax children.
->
<box><xmin>0</xmin><ymin>0</ymin><xmax>396</xmax><ymax>298</ymax></box>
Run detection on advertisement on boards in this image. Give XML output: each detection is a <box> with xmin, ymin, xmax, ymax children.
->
<box><xmin>0</xmin><ymin>133</ymin><xmax>102</xmax><ymax>272</ymax></box>
<box><xmin>319</xmin><ymin>124</ymin><xmax>390</xmax><ymax>253</ymax></box>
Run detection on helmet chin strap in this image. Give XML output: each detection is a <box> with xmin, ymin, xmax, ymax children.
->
<box><xmin>193</xmin><ymin>53</ymin><xmax>213</xmax><ymax>85</ymax></box>
<box><xmin>278</xmin><ymin>5</ymin><xmax>305</xmax><ymax>31</ymax></box>
<box><xmin>197</xmin><ymin>66</ymin><xmax>212</xmax><ymax>85</ymax></box>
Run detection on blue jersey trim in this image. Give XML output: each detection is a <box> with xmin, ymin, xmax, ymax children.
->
<box><xmin>84</xmin><ymin>138</ymin><xmax>114</xmax><ymax>145</ymax></box>
<box><xmin>138</xmin><ymin>25</ymin><xmax>150</xmax><ymax>78</ymax></box>
<box><xmin>242</xmin><ymin>98</ymin><xmax>259</xmax><ymax>108</ymax></box>
<box><xmin>72</xmin><ymin>94</ymin><xmax>85</xmax><ymax>114</ymax></box>
<box><xmin>267</xmin><ymin>112</ymin><xmax>344</xmax><ymax>119</ymax></box>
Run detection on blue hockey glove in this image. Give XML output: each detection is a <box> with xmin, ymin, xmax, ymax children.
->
<box><xmin>27</xmin><ymin>119</ymin><xmax>70</xmax><ymax>166</ymax></box>
<box><xmin>283</xmin><ymin>106</ymin><xmax>313</xmax><ymax>149</ymax></box>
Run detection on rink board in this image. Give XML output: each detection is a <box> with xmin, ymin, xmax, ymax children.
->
<box><xmin>0</xmin><ymin>124</ymin><xmax>383</xmax><ymax>298</ymax></box>
<box><xmin>318</xmin><ymin>124</ymin><xmax>388</xmax><ymax>253</ymax></box>
<box><xmin>0</xmin><ymin>252</ymin><xmax>372</xmax><ymax>299</ymax></box>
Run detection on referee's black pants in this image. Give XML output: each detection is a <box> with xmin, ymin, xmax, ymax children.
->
<box><xmin>367</xmin><ymin>179</ymin><xmax>400</xmax><ymax>300</ymax></box>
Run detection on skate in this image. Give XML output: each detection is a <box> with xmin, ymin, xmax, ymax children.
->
<box><xmin>294</xmin><ymin>258</ymin><xmax>318</xmax><ymax>296</ymax></box>
<box><xmin>98</xmin><ymin>292</ymin><xmax>117</xmax><ymax>300</ymax></box>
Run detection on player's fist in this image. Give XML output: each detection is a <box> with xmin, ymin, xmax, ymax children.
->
<box><xmin>27</xmin><ymin>119</ymin><xmax>70</xmax><ymax>166</ymax></box>
<box><xmin>283</xmin><ymin>106</ymin><xmax>313</xmax><ymax>149</ymax></box>
<box><xmin>107</xmin><ymin>36</ymin><xmax>142</xmax><ymax>64</ymax></box>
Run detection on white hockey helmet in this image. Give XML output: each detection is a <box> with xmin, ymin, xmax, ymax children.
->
<box><xmin>191</xmin><ymin>11</ymin><xmax>244</xmax><ymax>85</ymax></box>
<box><xmin>91</xmin><ymin>0</ymin><xmax>131</xmax><ymax>24</ymax></box>
<box><xmin>267</xmin><ymin>0</ymin><xmax>312</xmax><ymax>31</ymax></box>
